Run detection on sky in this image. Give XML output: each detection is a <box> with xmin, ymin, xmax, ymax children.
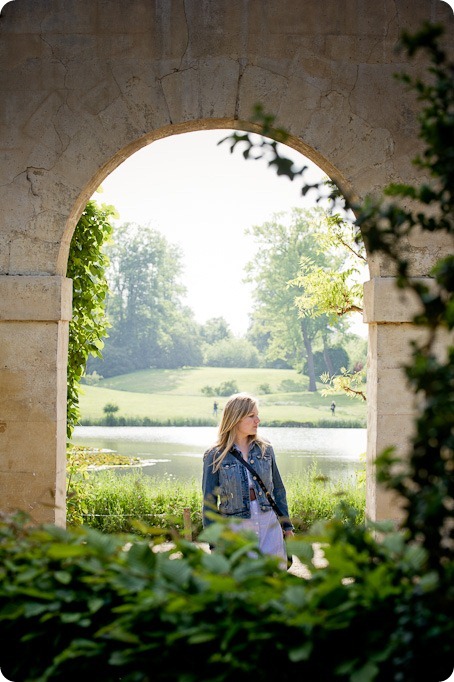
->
<box><xmin>92</xmin><ymin>129</ymin><xmax>368</xmax><ymax>338</ymax></box>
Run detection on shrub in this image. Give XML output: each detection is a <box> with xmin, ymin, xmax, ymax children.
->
<box><xmin>0</xmin><ymin>510</ymin><xmax>451</xmax><ymax>682</ymax></box>
<box><xmin>204</xmin><ymin>337</ymin><xmax>260</xmax><ymax>367</ymax></box>
<box><xmin>80</xmin><ymin>370</ymin><xmax>103</xmax><ymax>385</ymax></box>
<box><xmin>202</xmin><ymin>380</ymin><xmax>240</xmax><ymax>397</ymax></box>
<box><xmin>103</xmin><ymin>403</ymin><xmax>119</xmax><ymax>415</ymax></box>
<box><xmin>278</xmin><ymin>378</ymin><xmax>307</xmax><ymax>392</ymax></box>
<box><xmin>217</xmin><ymin>380</ymin><xmax>239</xmax><ymax>396</ymax></box>
<box><xmin>258</xmin><ymin>382</ymin><xmax>272</xmax><ymax>394</ymax></box>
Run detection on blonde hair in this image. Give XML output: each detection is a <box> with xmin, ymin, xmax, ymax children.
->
<box><xmin>210</xmin><ymin>392</ymin><xmax>268</xmax><ymax>471</ymax></box>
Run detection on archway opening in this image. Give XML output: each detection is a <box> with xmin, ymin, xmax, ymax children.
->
<box><xmin>65</xmin><ymin>124</ymin><xmax>369</xmax><ymax>536</ymax></box>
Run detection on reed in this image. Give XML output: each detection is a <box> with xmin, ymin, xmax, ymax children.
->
<box><xmin>67</xmin><ymin>462</ymin><xmax>365</xmax><ymax>536</ymax></box>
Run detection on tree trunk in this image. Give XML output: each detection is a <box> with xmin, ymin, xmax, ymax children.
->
<box><xmin>301</xmin><ymin>319</ymin><xmax>317</xmax><ymax>392</ymax></box>
<box><xmin>323</xmin><ymin>342</ymin><xmax>335</xmax><ymax>376</ymax></box>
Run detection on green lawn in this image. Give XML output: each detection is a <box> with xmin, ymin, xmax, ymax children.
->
<box><xmin>78</xmin><ymin>367</ymin><xmax>366</xmax><ymax>427</ymax></box>
<box><xmin>93</xmin><ymin>366</ymin><xmax>308</xmax><ymax>395</ymax></box>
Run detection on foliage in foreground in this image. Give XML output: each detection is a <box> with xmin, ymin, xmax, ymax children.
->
<box><xmin>0</xmin><ymin>510</ymin><xmax>451</xmax><ymax>682</ymax></box>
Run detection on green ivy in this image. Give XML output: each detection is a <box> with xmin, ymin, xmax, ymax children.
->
<box><xmin>66</xmin><ymin>200</ymin><xmax>115</xmax><ymax>439</ymax></box>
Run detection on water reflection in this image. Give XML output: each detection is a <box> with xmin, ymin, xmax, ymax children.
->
<box><xmin>72</xmin><ymin>426</ymin><xmax>366</xmax><ymax>484</ymax></box>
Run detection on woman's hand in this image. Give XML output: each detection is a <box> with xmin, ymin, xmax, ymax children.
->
<box><xmin>283</xmin><ymin>529</ymin><xmax>294</xmax><ymax>538</ymax></box>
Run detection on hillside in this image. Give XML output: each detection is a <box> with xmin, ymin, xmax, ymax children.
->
<box><xmin>78</xmin><ymin>367</ymin><xmax>366</xmax><ymax>427</ymax></box>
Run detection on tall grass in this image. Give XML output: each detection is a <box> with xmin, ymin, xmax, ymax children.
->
<box><xmin>288</xmin><ymin>462</ymin><xmax>365</xmax><ymax>529</ymax></box>
<box><xmin>68</xmin><ymin>464</ymin><xmax>365</xmax><ymax>537</ymax></box>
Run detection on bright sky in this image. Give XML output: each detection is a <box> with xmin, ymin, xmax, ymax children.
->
<box><xmin>93</xmin><ymin>129</ymin><xmax>368</xmax><ymax>338</ymax></box>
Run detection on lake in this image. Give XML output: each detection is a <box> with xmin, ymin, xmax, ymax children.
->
<box><xmin>72</xmin><ymin>426</ymin><xmax>367</xmax><ymax>484</ymax></box>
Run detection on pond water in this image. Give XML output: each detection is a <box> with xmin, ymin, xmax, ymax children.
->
<box><xmin>72</xmin><ymin>426</ymin><xmax>367</xmax><ymax>484</ymax></box>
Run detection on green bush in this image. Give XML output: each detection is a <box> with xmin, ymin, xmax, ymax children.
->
<box><xmin>103</xmin><ymin>403</ymin><xmax>119</xmax><ymax>415</ymax></box>
<box><xmin>258</xmin><ymin>382</ymin><xmax>272</xmax><ymax>394</ymax></box>
<box><xmin>201</xmin><ymin>379</ymin><xmax>240</xmax><ymax>397</ymax></box>
<box><xmin>201</xmin><ymin>384</ymin><xmax>215</xmax><ymax>396</ymax></box>
<box><xmin>0</xmin><ymin>511</ymin><xmax>451</xmax><ymax>682</ymax></box>
<box><xmin>278</xmin><ymin>378</ymin><xmax>307</xmax><ymax>392</ymax></box>
<box><xmin>204</xmin><ymin>337</ymin><xmax>260</xmax><ymax>368</ymax></box>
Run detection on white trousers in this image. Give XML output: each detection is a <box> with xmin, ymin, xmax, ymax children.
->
<box><xmin>232</xmin><ymin>500</ymin><xmax>286</xmax><ymax>566</ymax></box>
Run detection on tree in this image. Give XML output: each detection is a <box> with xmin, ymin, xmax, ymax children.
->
<box><xmin>204</xmin><ymin>337</ymin><xmax>260</xmax><ymax>368</ymax></box>
<box><xmin>281</xmin><ymin>192</ymin><xmax>368</xmax><ymax>400</ymax></box>
<box><xmin>308</xmin><ymin>346</ymin><xmax>350</xmax><ymax>378</ymax></box>
<box><xmin>245</xmin><ymin>207</ymin><xmax>348</xmax><ymax>391</ymax></box>
<box><xmin>290</xmin><ymin>211</ymin><xmax>366</xmax><ymax>319</ymax></box>
<box><xmin>66</xmin><ymin>198</ymin><xmax>115</xmax><ymax>438</ymax></box>
<box><xmin>89</xmin><ymin>222</ymin><xmax>202</xmax><ymax>376</ymax></box>
<box><xmin>158</xmin><ymin>311</ymin><xmax>204</xmax><ymax>368</ymax></box>
<box><xmin>200</xmin><ymin>317</ymin><xmax>232</xmax><ymax>345</ymax></box>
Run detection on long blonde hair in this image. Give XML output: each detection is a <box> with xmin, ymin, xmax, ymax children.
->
<box><xmin>210</xmin><ymin>393</ymin><xmax>268</xmax><ymax>471</ymax></box>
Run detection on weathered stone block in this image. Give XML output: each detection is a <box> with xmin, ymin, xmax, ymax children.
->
<box><xmin>0</xmin><ymin>276</ymin><xmax>72</xmax><ymax>321</ymax></box>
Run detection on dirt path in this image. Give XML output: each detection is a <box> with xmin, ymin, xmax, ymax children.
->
<box><xmin>151</xmin><ymin>541</ymin><xmax>327</xmax><ymax>578</ymax></box>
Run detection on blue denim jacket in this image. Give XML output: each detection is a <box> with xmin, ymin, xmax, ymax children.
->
<box><xmin>202</xmin><ymin>441</ymin><xmax>293</xmax><ymax>531</ymax></box>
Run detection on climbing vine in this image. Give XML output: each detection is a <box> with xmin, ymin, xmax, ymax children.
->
<box><xmin>66</xmin><ymin>199</ymin><xmax>115</xmax><ymax>439</ymax></box>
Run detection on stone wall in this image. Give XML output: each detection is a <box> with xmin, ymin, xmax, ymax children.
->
<box><xmin>0</xmin><ymin>0</ymin><xmax>453</xmax><ymax>523</ymax></box>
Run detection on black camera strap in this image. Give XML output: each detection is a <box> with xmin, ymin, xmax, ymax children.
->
<box><xmin>229</xmin><ymin>447</ymin><xmax>294</xmax><ymax>569</ymax></box>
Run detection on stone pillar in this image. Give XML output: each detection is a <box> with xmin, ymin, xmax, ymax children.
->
<box><xmin>0</xmin><ymin>276</ymin><xmax>72</xmax><ymax>526</ymax></box>
<box><xmin>363</xmin><ymin>276</ymin><xmax>430</xmax><ymax>524</ymax></box>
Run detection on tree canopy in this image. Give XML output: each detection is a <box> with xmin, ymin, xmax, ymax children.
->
<box><xmin>88</xmin><ymin>222</ymin><xmax>203</xmax><ymax>377</ymax></box>
<box><xmin>245</xmin><ymin>207</ymin><xmax>352</xmax><ymax>390</ymax></box>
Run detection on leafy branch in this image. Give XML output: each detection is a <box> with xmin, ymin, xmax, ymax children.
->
<box><xmin>221</xmin><ymin>23</ymin><xmax>453</xmax><ymax>570</ymax></box>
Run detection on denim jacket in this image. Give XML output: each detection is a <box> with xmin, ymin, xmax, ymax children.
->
<box><xmin>202</xmin><ymin>441</ymin><xmax>293</xmax><ymax>531</ymax></box>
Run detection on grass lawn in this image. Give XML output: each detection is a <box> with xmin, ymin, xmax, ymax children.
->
<box><xmin>78</xmin><ymin>367</ymin><xmax>366</xmax><ymax>426</ymax></box>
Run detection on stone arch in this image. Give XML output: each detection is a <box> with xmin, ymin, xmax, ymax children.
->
<box><xmin>57</xmin><ymin>119</ymin><xmax>355</xmax><ymax>271</ymax></box>
<box><xmin>0</xmin><ymin>0</ymin><xmax>453</xmax><ymax>525</ymax></box>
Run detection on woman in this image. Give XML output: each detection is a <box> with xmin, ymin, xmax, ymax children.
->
<box><xmin>202</xmin><ymin>392</ymin><xmax>294</xmax><ymax>564</ymax></box>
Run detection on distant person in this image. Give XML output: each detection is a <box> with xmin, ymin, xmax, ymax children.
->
<box><xmin>330</xmin><ymin>401</ymin><xmax>336</xmax><ymax>416</ymax></box>
<box><xmin>212</xmin><ymin>400</ymin><xmax>219</xmax><ymax>417</ymax></box>
<box><xmin>202</xmin><ymin>392</ymin><xmax>294</xmax><ymax>567</ymax></box>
